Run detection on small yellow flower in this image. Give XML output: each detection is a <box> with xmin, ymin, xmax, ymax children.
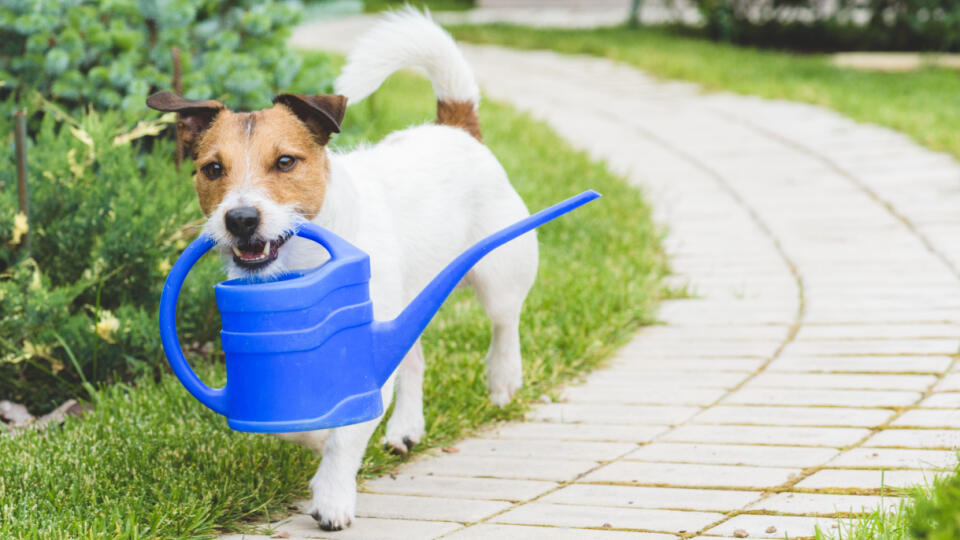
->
<box><xmin>29</xmin><ymin>268</ymin><xmax>42</xmax><ymax>292</ymax></box>
<box><xmin>48</xmin><ymin>357</ymin><xmax>65</xmax><ymax>374</ymax></box>
<box><xmin>23</xmin><ymin>341</ymin><xmax>52</xmax><ymax>359</ymax></box>
<box><xmin>0</xmin><ymin>353</ymin><xmax>22</xmax><ymax>365</ymax></box>
<box><xmin>94</xmin><ymin>310</ymin><xmax>120</xmax><ymax>343</ymax></box>
<box><xmin>11</xmin><ymin>212</ymin><xmax>28</xmax><ymax>245</ymax></box>
<box><xmin>157</xmin><ymin>258</ymin><xmax>172</xmax><ymax>274</ymax></box>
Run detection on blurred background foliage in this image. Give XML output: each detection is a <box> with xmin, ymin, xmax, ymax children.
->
<box><xmin>0</xmin><ymin>0</ymin><xmax>337</xmax><ymax>412</ymax></box>
<box><xmin>673</xmin><ymin>0</ymin><xmax>960</xmax><ymax>51</ymax></box>
<box><xmin>0</xmin><ymin>0</ymin><xmax>333</xmax><ymax>112</ymax></box>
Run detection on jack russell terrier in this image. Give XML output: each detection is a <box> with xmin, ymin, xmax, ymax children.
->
<box><xmin>147</xmin><ymin>9</ymin><xmax>536</xmax><ymax>530</ymax></box>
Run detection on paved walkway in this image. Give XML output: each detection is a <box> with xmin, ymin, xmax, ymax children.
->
<box><xmin>229</xmin><ymin>16</ymin><xmax>960</xmax><ymax>539</ymax></box>
<box><xmin>433</xmin><ymin>1</ymin><xmax>699</xmax><ymax>28</ymax></box>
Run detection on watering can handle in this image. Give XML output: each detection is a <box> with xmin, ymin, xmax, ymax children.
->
<box><xmin>158</xmin><ymin>223</ymin><xmax>355</xmax><ymax>415</ymax></box>
<box><xmin>159</xmin><ymin>234</ymin><xmax>228</xmax><ymax>414</ymax></box>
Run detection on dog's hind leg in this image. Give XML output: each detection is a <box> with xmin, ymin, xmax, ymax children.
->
<box><xmin>384</xmin><ymin>339</ymin><xmax>426</xmax><ymax>454</ymax></box>
<box><xmin>469</xmin><ymin>234</ymin><xmax>538</xmax><ymax>407</ymax></box>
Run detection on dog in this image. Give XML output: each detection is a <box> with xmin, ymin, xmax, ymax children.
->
<box><xmin>146</xmin><ymin>9</ymin><xmax>538</xmax><ymax>531</ymax></box>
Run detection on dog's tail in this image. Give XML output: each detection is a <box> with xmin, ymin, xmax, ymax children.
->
<box><xmin>335</xmin><ymin>8</ymin><xmax>482</xmax><ymax>140</ymax></box>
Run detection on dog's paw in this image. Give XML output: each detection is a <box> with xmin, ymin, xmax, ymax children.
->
<box><xmin>383</xmin><ymin>436</ymin><xmax>416</xmax><ymax>456</ymax></box>
<box><xmin>486</xmin><ymin>350</ymin><xmax>523</xmax><ymax>407</ymax></box>
<box><xmin>308</xmin><ymin>499</ymin><xmax>354</xmax><ymax>531</ymax></box>
<box><xmin>383</xmin><ymin>410</ymin><xmax>425</xmax><ymax>455</ymax></box>
<box><xmin>488</xmin><ymin>369</ymin><xmax>522</xmax><ymax>408</ymax></box>
<box><xmin>489</xmin><ymin>386</ymin><xmax>518</xmax><ymax>407</ymax></box>
<box><xmin>308</xmin><ymin>477</ymin><xmax>356</xmax><ymax>531</ymax></box>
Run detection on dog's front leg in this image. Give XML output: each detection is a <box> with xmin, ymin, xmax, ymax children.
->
<box><xmin>307</xmin><ymin>417</ymin><xmax>379</xmax><ymax>530</ymax></box>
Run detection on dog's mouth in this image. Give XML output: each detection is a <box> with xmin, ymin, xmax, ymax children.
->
<box><xmin>230</xmin><ymin>234</ymin><xmax>291</xmax><ymax>270</ymax></box>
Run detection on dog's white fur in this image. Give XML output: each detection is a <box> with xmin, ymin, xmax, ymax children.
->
<box><xmin>205</xmin><ymin>10</ymin><xmax>537</xmax><ymax>530</ymax></box>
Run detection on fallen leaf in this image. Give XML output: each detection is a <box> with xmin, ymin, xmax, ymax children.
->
<box><xmin>442</xmin><ymin>446</ymin><xmax>460</xmax><ymax>453</ymax></box>
<box><xmin>113</xmin><ymin>113</ymin><xmax>176</xmax><ymax>146</ymax></box>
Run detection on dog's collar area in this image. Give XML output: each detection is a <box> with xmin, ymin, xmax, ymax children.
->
<box><xmin>231</xmin><ymin>234</ymin><xmax>291</xmax><ymax>269</ymax></box>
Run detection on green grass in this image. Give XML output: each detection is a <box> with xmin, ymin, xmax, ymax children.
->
<box><xmin>364</xmin><ymin>0</ymin><xmax>473</xmax><ymax>13</ymax></box>
<box><xmin>820</xmin><ymin>462</ymin><xmax>960</xmax><ymax>540</ymax></box>
<box><xmin>0</xmin><ymin>62</ymin><xmax>667</xmax><ymax>537</ymax></box>
<box><xmin>815</xmin><ymin>472</ymin><xmax>909</xmax><ymax>540</ymax></box>
<box><xmin>447</xmin><ymin>24</ymin><xmax>960</xmax><ymax>161</ymax></box>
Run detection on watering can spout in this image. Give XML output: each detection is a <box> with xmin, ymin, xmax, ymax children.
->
<box><xmin>371</xmin><ymin>190</ymin><xmax>601</xmax><ymax>386</ymax></box>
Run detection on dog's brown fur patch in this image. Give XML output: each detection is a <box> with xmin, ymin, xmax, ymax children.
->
<box><xmin>437</xmin><ymin>99</ymin><xmax>481</xmax><ymax>141</ymax></box>
<box><xmin>192</xmin><ymin>105</ymin><xmax>329</xmax><ymax>218</ymax></box>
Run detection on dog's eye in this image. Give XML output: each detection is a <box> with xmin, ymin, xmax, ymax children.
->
<box><xmin>201</xmin><ymin>162</ymin><xmax>223</xmax><ymax>180</ymax></box>
<box><xmin>276</xmin><ymin>155</ymin><xmax>297</xmax><ymax>172</ymax></box>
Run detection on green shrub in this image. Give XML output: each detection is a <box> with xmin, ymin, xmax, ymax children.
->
<box><xmin>0</xmin><ymin>0</ymin><xmax>333</xmax><ymax>113</ymax></box>
<box><xmin>673</xmin><ymin>0</ymin><xmax>960</xmax><ymax>52</ymax></box>
<box><xmin>0</xmin><ymin>49</ymin><xmax>337</xmax><ymax>413</ymax></box>
<box><xmin>0</xmin><ymin>100</ymin><xmax>218</xmax><ymax>411</ymax></box>
<box><xmin>0</xmin><ymin>0</ymin><xmax>339</xmax><ymax>412</ymax></box>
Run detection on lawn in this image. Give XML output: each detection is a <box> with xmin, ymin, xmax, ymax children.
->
<box><xmin>364</xmin><ymin>0</ymin><xmax>473</xmax><ymax>12</ymax></box>
<box><xmin>447</xmin><ymin>24</ymin><xmax>960</xmax><ymax>161</ymax></box>
<box><xmin>0</xmin><ymin>57</ymin><xmax>667</xmax><ymax>538</ymax></box>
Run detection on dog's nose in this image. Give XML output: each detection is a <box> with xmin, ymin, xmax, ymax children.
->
<box><xmin>225</xmin><ymin>206</ymin><xmax>260</xmax><ymax>239</ymax></box>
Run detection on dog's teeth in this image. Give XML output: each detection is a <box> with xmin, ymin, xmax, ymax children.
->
<box><xmin>262</xmin><ymin>241</ymin><xmax>271</xmax><ymax>256</ymax></box>
<box><xmin>232</xmin><ymin>246</ymin><xmax>242</xmax><ymax>257</ymax></box>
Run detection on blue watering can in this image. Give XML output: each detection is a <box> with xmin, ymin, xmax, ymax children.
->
<box><xmin>159</xmin><ymin>190</ymin><xmax>600</xmax><ymax>433</ymax></box>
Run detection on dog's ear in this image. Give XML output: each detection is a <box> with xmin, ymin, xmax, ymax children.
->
<box><xmin>273</xmin><ymin>93</ymin><xmax>347</xmax><ymax>145</ymax></box>
<box><xmin>146</xmin><ymin>92</ymin><xmax>225</xmax><ymax>157</ymax></box>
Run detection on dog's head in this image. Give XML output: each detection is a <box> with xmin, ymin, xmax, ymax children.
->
<box><xmin>147</xmin><ymin>92</ymin><xmax>347</xmax><ymax>278</ymax></box>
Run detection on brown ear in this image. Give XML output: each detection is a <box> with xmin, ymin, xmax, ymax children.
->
<box><xmin>146</xmin><ymin>92</ymin><xmax>225</xmax><ymax>157</ymax></box>
<box><xmin>273</xmin><ymin>93</ymin><xmax>347</xmax><ymax>145</ymax></box>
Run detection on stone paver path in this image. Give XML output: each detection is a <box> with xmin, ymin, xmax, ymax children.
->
<box><xmin>224</xmin><ymin>16</ymin><xmax>960</xmax><ymax>539</ymax></box>
<box><xmin>433</xmin><ymin>1</ymin><xmax>699</xmax><ymax>28</ymax></box>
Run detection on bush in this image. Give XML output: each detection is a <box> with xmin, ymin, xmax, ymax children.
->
<box><xmin>0</xmin><ymin>0</ymin><xmax>338</xmax><ymax>412</ymax></box>
<box><xmin>0</xmin><ymin>99</ymin><xmax>213</xmax><ymax>411</ymax></box>
<box><xmin>0</xmin><ymin>0</ymin><xmax>332</xmax><ymax>113</ymax></box>
<box><xmin>673</xmin><ymin>0</ymin><xmax>960</xmax><ymax>52</ymax></box>
<box><xmin>0</xmin><ymin>39</ymin><xmax>337</xmax><ymax>412</ymax></box>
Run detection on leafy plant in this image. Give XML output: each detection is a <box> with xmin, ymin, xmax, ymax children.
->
<box><xmin>0</xmin><ymin>99</ymin><xmax>219</xmax><ymax>411</ymax></box>
<box><xmin>0</xmin><ymin>49</ymin><xmax>337</xmax><ymax>413</ymax></box>
<box><xmin>0</xmin><ymin>0</ymin><xmax>334</xmax><ymax>113</ymax></box>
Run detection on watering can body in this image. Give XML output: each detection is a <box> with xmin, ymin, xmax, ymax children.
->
<box><xmin>159</xmin><ymin>190</ymin><xmax>600</xmax><ymax>433</ymax></box>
